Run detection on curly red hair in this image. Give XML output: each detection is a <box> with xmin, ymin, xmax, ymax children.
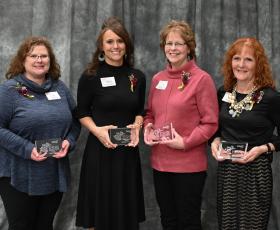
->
<box><xmin>222</xmin><ymin>37</ymin><xmax>274</xmax><ymax>91</ymax></box>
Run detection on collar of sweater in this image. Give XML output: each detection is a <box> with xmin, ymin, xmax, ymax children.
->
<box><xmin>166</xmin><ymin>60</ymin><xmax>195</xmax><ymax>79</ymax></box>
<box><xmin>14</xmin><ymin>74</ymin><xmax>54</xmax><ymax>93</ymax></box>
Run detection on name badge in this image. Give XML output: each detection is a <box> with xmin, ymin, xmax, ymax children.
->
<box><xmin>45</xmin><ymin>91</ymin><xmax>61</xmax><ymax>100</ymax></box>
<box><xmin>222</xmin><ymin>92</ymin><xmax>232</xmax><ymax>103</ymax></box>
<box><xmin>100</xmin><ymin>77</ymin><xmax>116</xmax><ymax>87</ymax></box>
<box><xmin>156</xmin><ymin>80</ymin><xmax>168</xmax><ymax>90</ymax></box>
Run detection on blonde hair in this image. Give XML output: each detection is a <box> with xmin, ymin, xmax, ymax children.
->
<box><xmin>160</xmin><ymin>20</ymin><xmax>196</xmax><ymax>60</ymax></box>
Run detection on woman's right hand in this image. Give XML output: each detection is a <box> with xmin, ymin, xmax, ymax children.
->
<box><xmin>93</xmin><ymin>125</ymin><xmax>117</xmax><ymax>149</ymax></box>
<box><xmin>31</xmin><ymin>147</ymin><xmax>48</xmax><ymax>161</ymax></box>
<box><xmin>144</xmin><ymin>123</ymin><xmax>158</xmax><ymax>146</ymax></box>
<box><xmin>211</xmin><ymin>137</ymin><xmax>224</xmax><ymax>161</ymax></box>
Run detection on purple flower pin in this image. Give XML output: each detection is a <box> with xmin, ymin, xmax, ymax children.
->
<box><xmin>178</xmin><ymin>71</ymin><xmax>191</xmax><ymax>91</ymax></box>
<box><xmin>15</xmin><ymin>82</ymin><xmax>34</xmax><ymax>99</ymax></box>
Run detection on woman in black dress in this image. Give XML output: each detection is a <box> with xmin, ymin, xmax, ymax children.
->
<box><xmin>75</xmin><ymin>17</ymin><xmax>146</xmax><ymax>230</ymax></box>
<box><xmin>211</xmin><ymin>37</ymin><xmax>280</xmax><ymax>230</ymax></box>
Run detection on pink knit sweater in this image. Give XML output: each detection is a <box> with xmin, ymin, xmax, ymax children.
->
<box><xmin>144</xmin><ymin>60</ymin><xmax>218</xmax><ymax>172</ymax></box>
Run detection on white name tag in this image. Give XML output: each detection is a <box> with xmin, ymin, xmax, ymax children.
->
<box><xmin>100</xmin><ymin>77</ymin><xmax>116</xmax><ymax>87</ymax></box>
<box><xmin>156</xmin><ymin>80</ymin><xmax>168</xmax><ymax>90</ymax></box>
<box><xmin>45</xmin><ymin>91</ymin><xmax>61</xmax><ymax>100</ymax></box>
<box><xmin>222</xmin><ymin>92</ymin><xmax>232</xmax><ymax>103</ymax></box>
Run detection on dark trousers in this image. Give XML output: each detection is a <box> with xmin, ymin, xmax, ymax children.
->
<box><xmin>0</xmin><ymin>177</ymin><xmax>63</xmax><ymax>230</ymax></box>
<box><xmin>153</xmin><ymin>169</ymin><xmax>206</xmax><ymax>230</ymax></box>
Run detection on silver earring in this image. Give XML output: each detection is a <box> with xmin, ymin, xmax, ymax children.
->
<box><xmin>98</xmin><ymin>52</ymin><xmax>105</xmax><ymax>62</ymax></box>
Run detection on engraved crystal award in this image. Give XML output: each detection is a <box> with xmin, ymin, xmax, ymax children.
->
<box><xmin>218</xmin><ymin>140</ymin><xmax>248</xmax><ymax>160</ymax></box>
<box><xmin>35</xmin><ymin>138</ymin><xmax>62</xmax><ymax>157</ymax></box>
<box><xmin>109</xmin><ymin>128</ymin><xmax>131</xmax><ymax>145</ymax></box>
<box><xmin>149</xmin><ymin>123</ymin><xmax>174</xmax><ymax>142</ymax></box>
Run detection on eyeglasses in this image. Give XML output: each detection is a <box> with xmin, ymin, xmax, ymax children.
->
<box><xmin>165</xmin><ymin>42</ymin><xmax>186</xmax><ymax>48</ymax></box>
<box><xmin>28</xmin><ymin>54</ymin><xmax>49</xmax><ymax>60</ymax></box>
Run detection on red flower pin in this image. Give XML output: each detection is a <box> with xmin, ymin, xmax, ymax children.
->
<box><xmin>128</xmin><ymin>74</ymin><xmax>138</xmax><ymax>92</ymax></box>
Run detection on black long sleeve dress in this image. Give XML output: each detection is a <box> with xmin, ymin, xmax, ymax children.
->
<box><xmin>76</xmin><ymin>61</ymin><xmax>146</xmax><ymax>230</ymax></box>
<box><xmin>215</xmin><ymin>86</ymin><xmax>280</xmax><ymax>230</ymax></box>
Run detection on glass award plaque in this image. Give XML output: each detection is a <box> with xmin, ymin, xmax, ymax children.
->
<box><xmin>109</xmin><ymin>128</ymin><xmax>131</xmax><ymax>145</ymax></box>
<box><xmin>35</xmin><ymin>138</ymin><xmax>62</xmax><ymax>157</ymax></box>
<box><xmin>218</xmin><ymin>140</ymin><xmax>248</xmax><ymax>160</ymax></box>
<box><xmin>149</xmin><ymin>123</ymin><xmax>174</xmax><ymax>142</ymax></box>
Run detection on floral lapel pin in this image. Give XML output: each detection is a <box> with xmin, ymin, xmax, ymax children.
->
<box><xmin>178</xmin><ymin>71</ymin><xmax>191</xmax><ymax>91</ymax></box>
<box><xmin>15</xmin><ymin>82</ymin><xmax>34</xmax><ymax>99</ymax></box>
<box><xmin>251</xmin><ymin>90</ymin><xmax>264</xmax><ymax>104</ymax></box>
<box><xmin>128</xmin><ymin>74</ymin><xmax>138</xmax><ymax>92</ymax></box>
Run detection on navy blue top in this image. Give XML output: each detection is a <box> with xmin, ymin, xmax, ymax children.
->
<box><xmin>0</xmin><ymin>74</ymin><xmax>80</xmax><ymax>195</ymax></box>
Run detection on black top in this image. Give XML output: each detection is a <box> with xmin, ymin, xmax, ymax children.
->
<box><xmin>76</xmin><ymin>61</ymin><xmax>146</xmax><ymax>126</ymax></box>
<box><xmin>215</xmin><ymin>86</ymin><xmax>280</xmax><ymax>150</ymax></box>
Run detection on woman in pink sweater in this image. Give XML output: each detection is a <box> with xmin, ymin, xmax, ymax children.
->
<box><xmin>144</xmin><ymin>20</ymin><xmax>219</xmax><ymax>230</ymax></box>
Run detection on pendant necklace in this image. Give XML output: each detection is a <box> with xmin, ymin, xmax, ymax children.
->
<box><xmin>228</xmin><ymin>85</ymin><xmax>257</xmax><ymax>118</ymax></box>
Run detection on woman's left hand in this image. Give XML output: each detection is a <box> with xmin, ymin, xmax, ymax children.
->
<box><xmin>160</xmin><ymin>129</ymin><xmax>184</xmax><ymax>150</ymax></box>
<box><xmin>233</xmin><ymin>145</ymin><xmax>265</xmax><ymax>164</ymax></box>
<box><xmin>53</xmin><ymin>140</ymin><xmax>70</xmax><ymax>158</ymax></box>
<box><xmin>126</xmin><ymin>123</ymin><xmax>140</xmax><ymax>147</ymax></box>
<box><xmin>31</xmin><ymin>147</ymin><xmax>48</xmax><ymax>161</ymax></box>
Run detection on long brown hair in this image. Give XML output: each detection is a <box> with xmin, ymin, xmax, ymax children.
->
<box><xmin>160</xmin><ymin>20</ymin><xmax>196</xmax><ymax>60</ymax></box>
<box><xmin>222</xmin><ymin>37</ymin><xmax>274</xmax><ymax>91</ymax></box>
<box><xmin>85</xmin><ymin>16</ymin><xmax>134</xmax><ymax>75</ymax></box>
<box><xmin>5</xmin><ymin>36</ymin><xmax>61</xmax><ymax>80</ymax></box>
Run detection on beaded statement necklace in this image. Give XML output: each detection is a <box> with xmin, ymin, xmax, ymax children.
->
<box><xmin>228</xmin><ymin>85</ymin><xmax>264</xmax><ymax>118</ymax></box>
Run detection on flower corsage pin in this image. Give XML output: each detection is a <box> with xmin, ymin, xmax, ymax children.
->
<box><xmin>251</xmin><ymin>90</ymin><xmax>264</xmax><ymax>104</ymax></box>
<box><xmin>128</xmin><ymin>74</ymin><xmax>138</xmax><ymax>92</ymax></box>
<box><xmin>178</xmin><ymin>71</ymin><xmax>191</xmax><ymax>91</ymax></box>
<box><xmin>15</xmin><ymin>82</ymin><xmax>34</xmax><ymax>99</ymax></box>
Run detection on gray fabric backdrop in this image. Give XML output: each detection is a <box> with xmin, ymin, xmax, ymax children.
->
<box><xmin>1</xmin><ymin>0</ymin><xmax>280</xmax><ymax>229</ymax></box>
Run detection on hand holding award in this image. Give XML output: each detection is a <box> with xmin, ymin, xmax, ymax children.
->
<box><xmin>218</xmin><ymin>140</ymin><xmax>248</xmax><ymax>160</ymax></box>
